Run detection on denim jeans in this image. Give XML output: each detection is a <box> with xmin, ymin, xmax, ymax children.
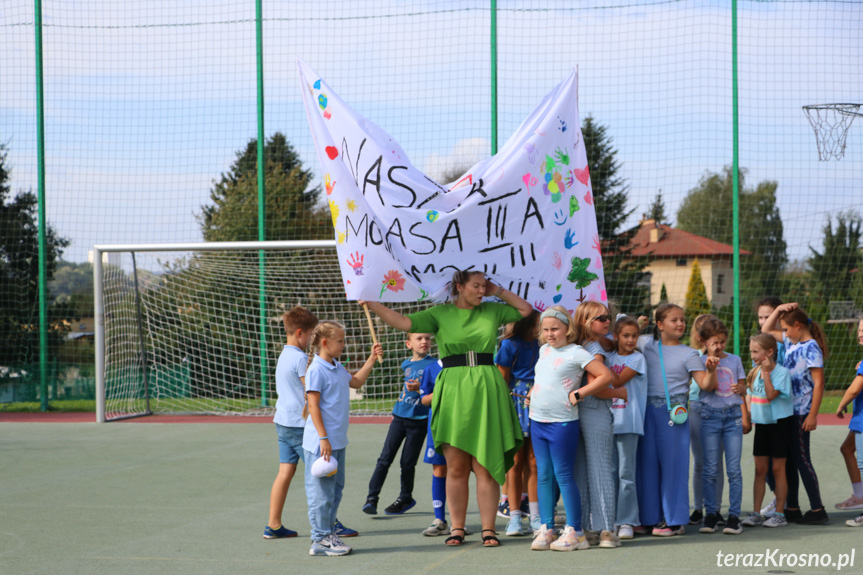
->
<box><xmin>689</xmin><ymin>401</ymin><xmax>724</xmax><ymax>512</ymax></box>
<box><xmin>613</xmin><ymin>433</ymin><xmax>640</xmax><ymax>527</ymax></box>
<box><xmin>533</xmin><ymin>420</ymin><xmax>581</xmax><ymax>530</ymax></box>
<box><xmin>304</xmin><ymin>448</ymin><xmax>346</xmax><ymax>542</ymax></box>
<box><xmin>700</xmin><ymin>405</ymin><xmax>743</xmax><ymax>517</ymax></box>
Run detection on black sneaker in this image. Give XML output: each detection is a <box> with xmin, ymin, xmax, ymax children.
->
<box><xmin>384</xmin><ymin>496</ymin><xmax>417</xmax><ymax>515</ymax></box>
<box><xmin>784</xmin><ymin>508</ymin><xmax>803</xmax><ymax>523</ymax></box>
<box><xmin>689</xmin><ymin>509</ymin><xmax>703</xmax><ymax>525</ymax></box>
<box><xmin>722</xmin><ymin>515</ymin><xmax>743</xmax><ymax>534</ymax></box>
<box><xmin>362</xmin><ymin>497</ymin><xmax>378</xmax><ymax>515</ymax></box>
<box><xmin>520</xmin><ymin>496</ymin><xmax>529</xmax><ymax>515</ymax></box>
<box><xmin>799</xmin><ymin>509</ymin><xmax>829</xmax><ymax>525</ymax></box>
<box><xmin>716</xmin><ymin>512</ymin><xmax>726</xmax><ymax>526</ymax></box>
<box><xmin>699</xmin><ymin>513</ymin><xmax>719</xmax><ymax>533</ymax></box>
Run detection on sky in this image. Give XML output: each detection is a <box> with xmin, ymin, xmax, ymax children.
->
<box><xmin>1</xmin><ymin>0</ymin><xmax>861</xmax><ymax>268</ymax></box>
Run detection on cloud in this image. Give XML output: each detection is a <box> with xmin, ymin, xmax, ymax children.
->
<box><xmin>422</xmin><ymin>137</ymin><xmax>490</xmax><ymax>183</ymax></box>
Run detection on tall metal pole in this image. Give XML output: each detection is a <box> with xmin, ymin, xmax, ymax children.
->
<box><xmin>731</xmin><ymin>0</ymin><xmax>741</xmax><ymax>355</ymax></box>
<box><xmin>490</xmin><ymin>0</ymin><xmax>498</xmax><ymax>155</ymax></box>
<box><xmin>34</xmin><ymin>0</ymin><xmax>49</xmax><ymax>411</ymax></box>
<box><xmin>255</xmin><ymin>0</ymin><xmax>268</xmax><ymax>407</ymax></box>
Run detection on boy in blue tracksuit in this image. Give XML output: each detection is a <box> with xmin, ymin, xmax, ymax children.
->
<box><xmin>363</xmin><ymin>333</ymin><xmax>436</xmax><ymax>515</ymax></box>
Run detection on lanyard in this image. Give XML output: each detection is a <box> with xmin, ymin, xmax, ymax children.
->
<box><xmin>658</xmin><ymin>340</ymin><xmax>672</xmax><ymax>412</ymax></box>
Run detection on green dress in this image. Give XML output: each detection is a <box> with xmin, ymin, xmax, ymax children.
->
<box><xmin>408</xmin><ymin>302</ymin><xmax>524</xmax><ymax>484</ymax></box>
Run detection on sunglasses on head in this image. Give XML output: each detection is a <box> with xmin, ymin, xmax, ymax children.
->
<box><xmin>592</xmin><ymin>315</ymin><xmax>611</xmax><ymax>322</ymax></box>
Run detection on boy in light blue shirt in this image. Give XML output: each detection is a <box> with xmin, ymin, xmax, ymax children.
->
<box><xmin>363</xmin><ymin>333</ymin><xmax>436</xmax><ymax>516</ymax></box>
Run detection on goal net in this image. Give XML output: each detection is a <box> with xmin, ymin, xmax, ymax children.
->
<box><xmin>94</xmin><ymin>241</ymin><xmax>432</xmax><ymax>422</ymax></box>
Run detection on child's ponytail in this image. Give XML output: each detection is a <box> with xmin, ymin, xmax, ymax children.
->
<box><xmin>782</xmin><ymin>308</ymin><xmax>829</xmax><ymax>360</ymax></box>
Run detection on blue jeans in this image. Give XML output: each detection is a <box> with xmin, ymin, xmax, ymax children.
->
<box><xmin>304</xmin><ymin>448</ymin><xmax>346</xmax><ymax>542</ymax></box>
<box><xmin>532</xmin><ymin>420</ymin><xmax>581</xmax><ymax>530</ymax></box>
<box><xmin>614</xmin><ymin>433</ymin><xmax>639</xmax><ymax>527</ymax></box>
<box><xmin>689</xmin><ymin>401</ymin><xmax>724</xmax><ymax>511</ymax></box>
<box><xmin>700</xmin><ymin>405</ymin><xmax>743</xmax><ymax>517</ymax></box>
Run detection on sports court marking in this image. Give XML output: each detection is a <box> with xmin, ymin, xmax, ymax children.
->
<box><xmin>0</xmin><ymin>412</ymin><xmax>394</xmax><ymax>424</ymax></box>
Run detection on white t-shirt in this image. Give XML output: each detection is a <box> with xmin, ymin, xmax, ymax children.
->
<box><xmin>530</xmin><ymin>343</ymin><xmax>596</xmax><ymax>423</ymax></box>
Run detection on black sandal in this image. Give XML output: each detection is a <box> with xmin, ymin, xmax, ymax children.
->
<box><xmin>445</xmin><ymin>527</ymin><xmax>465</xmax><ymax>546</ymax></box>
<box><xmin>481</xmin><ymin>529</ymin><xmax>500</xmax><ymax>547</ymax></box>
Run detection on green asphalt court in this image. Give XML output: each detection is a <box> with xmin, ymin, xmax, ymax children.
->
<box><xmin>1</xmin><ymin>419</ymin><xmax>861</xmax><ymax>575</ymax></box>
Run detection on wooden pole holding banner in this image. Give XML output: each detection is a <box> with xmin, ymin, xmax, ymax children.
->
<box><xmin>362</xmin><ymin>303</ymin><xmax>384</xmax><ymax>363</ymax></box>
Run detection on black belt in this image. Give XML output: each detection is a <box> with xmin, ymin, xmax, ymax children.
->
<box><xmin>440</xmin><ymin>352</ymin><xmax>494</xmax><ymax>369</ymax></box>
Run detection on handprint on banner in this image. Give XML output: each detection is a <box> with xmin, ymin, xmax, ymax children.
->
<box><xmin>346</xmin><ymin>252</ymin><xmax>364</xmax><ymax>276</ymax></box>
<box><xmin>523</xmin><ymin>142</ymin><xmax>537</xmax><ymax>164</ymax></box>
<box><xmin>564</xmin><ymin>229</ymin><xmax>579</xmax><ymax>249</ymax></box>
<box><xmin>554</xmin><ymin>147</ymin><xmax>570</xmax><ymax>166</ymax></box>
<box><xmin>552</xmin><ymin>251</ymin><xmax>562</xmax><ymax>270</ymax></box>
<box><xmin>325</xmin><ymin>173</ymin><xmax>336</xmax><ymax>196</ymax></box>
<box><xmin>591</xmin><ymin>234</ymin><xmax>601</xmax><ymax>254</ymax></box>
<box><xmin>534</xmin><ymin>301</ymin><xmax>547</xmax><ymax>312</ymax></box>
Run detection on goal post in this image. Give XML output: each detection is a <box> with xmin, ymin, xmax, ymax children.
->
<box><xmin>93</xmin><ymin>241</ymin><xmax>429</xmax><ymax>422</ymax></box>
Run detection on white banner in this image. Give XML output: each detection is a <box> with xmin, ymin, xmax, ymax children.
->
<box><xmin>298</xmin><ymin>60</ymin><xmax>606</xmax><ymax>311</ymax></box>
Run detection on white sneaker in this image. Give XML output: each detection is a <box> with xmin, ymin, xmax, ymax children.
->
<box><xmin>531</xmin><ymin>524</ymin><xmax>556</xmax><ymax>550</ymax></box>
<box><xmin>835</xmin><ymin>495</ymin><xmax>863</xmax><ymax>510</ymax></box>
<box><xmin>760</xmin><ymin>496</ymin><xmax>777</xmax><ymax>517</ymax></box>
<box><xmin>617</xmin><ymin>524</ymin><xmax>634</xmax><ymax>539</ymax></box>
<box><xmin>309</xmin><ymin>534</ymin><xmax>351</xmax><ymax>556</ymax></box>
<box><xmin>762</xmin><ymin>515</ymin><xmax>788</xmax><ymax>528</ymax></box>
<box><xmin>550</xmin><ymin>526</ymin><xmax>590</xmax><ymax>551</ymax></box>
<box><xmin>846</xmin><ymin>513</ymin><xmax>863</xmax><ymax>528</ymax></box>
<box><xmin>741</xmin><ymin>512</ymin><xmax>764</xmax><ymax>527</ymax></box>
<box><xmin>422</xmin><ymin>518</ymin><xmax>449</xmax><ymax>536</ymax></box>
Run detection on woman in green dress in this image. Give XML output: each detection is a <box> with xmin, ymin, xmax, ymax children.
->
<box><xmin>362</xmin><ymin>270</ymin><xmax>533</xmax><ymax>547</ymax></box>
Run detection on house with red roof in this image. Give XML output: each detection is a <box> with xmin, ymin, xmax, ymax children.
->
<box><xmin>629</xmin><ymin>219</ymin><xmax>750</xmax><ymax>308</ymax></box>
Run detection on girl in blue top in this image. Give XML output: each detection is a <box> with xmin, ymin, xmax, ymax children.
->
<box><xmin>742</xmin><ymin>333</ymin><xmax>793</xmax><ymax>529</ymax></box>
<box><xmin>637</xmin><ymin>303</ymin><xmax>710</xmax><ymax>537</ymax></box>
<box><xmin>835</xmin><ymin>317</ymin><xmax>863</xmax><ymax>527</ymax></box>
<box><xmin>609</xmin><ymin>316</ymin><xmax>647</xmax><ymax>539</ymax></box>
<box><xmin>495</xmin><ymin>310</ymin><xmax>541</xmax><ymax>536</ymax></box>
<box><xmin>762</xmin><ymin>303</ymin><xmax>829</xmax><ymax>525</ymax></box>
<box><xmin>303</xmin><ymin>321</ymin><xmax>382</xmax><ymax>557</ymax></box>
<box><xmin>695</xmin><ymin>318</ymin><xmax>748</xmax><ymax>535</ymax></box>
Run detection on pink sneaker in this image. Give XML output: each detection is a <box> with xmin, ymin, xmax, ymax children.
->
<box><xmin>531</xmin><ymin>524</ymin><xmax>557</xmax><ymax>550</ymax></box>
<box><xmin>835</xmin><ymin>495</ymin><xmax>863</xmax><ymax>510</ymax></box>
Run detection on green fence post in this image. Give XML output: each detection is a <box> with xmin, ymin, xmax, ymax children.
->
<box><xmin>731</xmin><ymin>0</ymin><xmax>741</xmax><ymax>355</ymax></box>
<box><xmin>34</xmin><ymin>0</ymin><xmax>49</xmax><ymax>411</ymax></box>
<box><xmin>490</xmin><ymin>0</ymin><xmax>498</xmax><ymax>155</ymax></box>
<box><xmin>256</xmin><ymin>0</ymin><xmax>268</xmax><ymax>407</ymax></box>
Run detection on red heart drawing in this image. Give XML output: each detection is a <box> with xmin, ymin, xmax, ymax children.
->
<box><xmin>323</xmin><ymin>110</ymin><xmax>331</xmax><ymax>120</ymax></box>
<box><xmin>575</xmin><ymin>165</ymin><xmax>590</xmax><ymax>186</ymax></box>
<box><xmin>325</xmin><ymin>146</ymin><xmax>338</xmax><ymax>160</ymax></box>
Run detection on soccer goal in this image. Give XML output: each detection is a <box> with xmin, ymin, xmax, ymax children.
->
<box><xmin>93</xmin><ymin>241</ymin><xmax>431</xmax><ymax>422</ymax></box>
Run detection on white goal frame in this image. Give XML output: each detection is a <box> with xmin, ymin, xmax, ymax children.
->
<box><xmin>93</xmin><ymin>240</ymin><xmax>335</xmax><ymax>422</ymax></box>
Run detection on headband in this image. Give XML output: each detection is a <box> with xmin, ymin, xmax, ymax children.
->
<box><xmin>540</xmin><ymin>309</ymin><xmax>570</xmax><ymax>325</ymax></box>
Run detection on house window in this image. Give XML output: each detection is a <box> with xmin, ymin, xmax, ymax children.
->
<box><xmin>717</xmin><ymin>274</ymin><xmax>726</xmax><ymax>294</ymax></box>
<box><xmin>676</xmin><ymin>258</ymin><xmax>687</xmax><ymax>267</ymax></box>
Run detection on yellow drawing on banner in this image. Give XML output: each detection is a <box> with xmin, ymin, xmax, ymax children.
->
<box><xmin>328</xmin><ymin>200</ymin><xmax>340</xmax><ymax>227</ymax></box>
<box><xmin>346</xmin><ymin>199</ymin><xmax>358</xmax><ymax>213</ymax></box>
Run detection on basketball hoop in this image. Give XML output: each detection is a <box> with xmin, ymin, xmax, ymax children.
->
<box><xmin>802</xmin><ymin>103</ymin><xmax>862</xmax><ymax>161</ymax></box>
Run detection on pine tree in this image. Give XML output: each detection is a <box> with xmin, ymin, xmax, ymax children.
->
<box><xmin>660</xmin><ymin>282</ymin><xmax>669</xmax><ymax>304</ymax></box>
<box><xmin>684</xmin><ymin>259</ymin><xmax>711</xmax><ymax>327</ymax></box>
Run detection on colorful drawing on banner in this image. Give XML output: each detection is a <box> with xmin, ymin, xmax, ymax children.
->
<box><xmin>553</xmin><ymin>283</ymin><xmax>563</xmax><ymax>304</ymax></box>
<box><xmin>524</xmin><ymin>142</ymin><xmax>537</xmax><ymax>164</ymax></box>
<box><xmin>554</xmin><ymin>147</ymin><xmax>570</xmax><ymax>166</ymax></box>
<box><xmin>557</xmin><ymin>116</ymin><xmax>567</xmax><ymax>133</ymax></box>
<box><xmin>584</xmin><ymin>188</ymin><xmax>593</xmax><ymax>206</ymax></box>
<box><xmin>575</xmin><ymin>165</ymin><xmax>590</xmax><ymax>186</ymax></box>
<box><xmin>543</xmin><ymin>155</ymin><xmax>556</xmax><ymax>173</ymax></box>
<box><xmin>318</xmin><ymin>94</ymin><xmax>328</xmax><ymax>110</ymax></box>
<box><xmin>347</xmin><ymin>252</ymin><xmax>364</xmax><ymax>276</ymax></box>
<box><xmin>522</xmin><ymin>173</ymin><xmax>537</xmax><ymax>195</ymax></box>
<box><xmin>426</xmin><ymin>210</ymin><xmax>439</xmax><ymax>223</ymax></box>
<box><xmin>417</xmin><ymin>289</ymin><xmax>429</xmax><ymax>301</ymax></box>
<box><xmin>591</xmin><ymin>234</ymin><xmax>601</xmax><ymax>254</ymax></box>
<box><xmin>552</xmin><ymin>251</ymin><xmax>562</xmax><ymax>270</ymax></box>
<box><xmin>328</xmin><ymin>200</ymin><xmax>340</xmax><ymax>227</ymax></box>
<box><xmin>313</xmin><ymin>79</ymin><xmax>322</xmax><ymax>90</ymax></box>
<box><xmin>346</xmin><ymin>199</ymin><xmax>358</xmax><ymax>212</ymax></box>
<box><xmin>569</xmin><ymin>195</ymin><xmax>579</xmax><ymax>216</ymax></box>
<box><xmin>325</xmin><ymin>146</ymin><xmax>339</xmax><ymax>160</ymax></box>
<box><xmin>544</xmin><ymin>171</ymin><xmax>565</xmax><ymax>203</ymax></box>
<box><xmin>337</xmin><ymin>230</ymin><xmax>346</xmax><ymax>244</ymax></box>
<box><xmin>553</xmin><ymin>210</ymin><xmax>568</xmax><ymax>226</ymax></box>
<box><xmin>564</xmin><ymin>229</ymin><xmax>578</xmax><ymax>249</ymax></box>
<box><xmin>324</xmin><ymin>110</ymin><xmax>331</xmax><ymax>120</ymax></box>
<box><xmin>325</xmin><ymin>173</ymin><xmax>335</xmax><ymax>195</ymax></box>
<box><xmin>568</xmin><ymin>257</ymin><xmax>599</xmax><ymax>290</ymax></box>
<box><xmin>379</xmin><ymin>270</ymin><xmax>406</xmax><ymax>298</ymax></box>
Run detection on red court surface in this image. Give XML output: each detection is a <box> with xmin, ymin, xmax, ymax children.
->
<box><xmin>0</xmin><ymin>412</ymin><xmax>393</xmax><ymax>424</ymax></box>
